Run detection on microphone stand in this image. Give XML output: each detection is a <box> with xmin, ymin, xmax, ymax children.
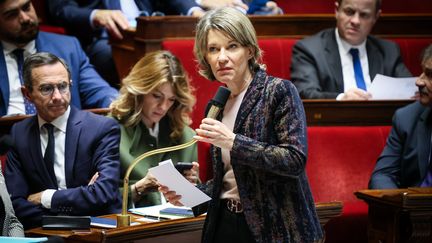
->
<box><xmin>117</xmin><ymin>138</ymin><xmax>197</xmax><ymax>227</ymax></box>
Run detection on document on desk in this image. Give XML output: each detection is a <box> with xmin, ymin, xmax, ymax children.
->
<box><xmin>148</xmin><ymin>160</ymin><xmax>211</xmax><ymax>208</ymax></box>
<box><xmin>369</xmin><ymin>74</ymin><xmax>417</xmax><ymax>100</ymax></box>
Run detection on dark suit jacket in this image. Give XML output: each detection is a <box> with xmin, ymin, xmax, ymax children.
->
<box><xmin>48</xmin><ymin>0</ymin><xmax>199</xmax><ymax>47</ymax></box>
<box><xmin>369</xmin><ymin>101</ymin><xmax>431</xmax><ymax>189</ymax></box>
<box><xmin>0</xmin><ymin>31</ymin><xmax>118</xmax><ymax>116</ymax></box>
<box><xmin>291</xmin><ymin>28</ymin><xmax>412</xmax><ymax>99</ymax></box>
<box><xmin>5</xmin><ymin>106</ymin><xmax>122</xmax><ymax>229</ymax></box>
<box><xmin>195</xmin><ymin>69</ymin><xmax>323</xmax><ymax>242</ymax></box>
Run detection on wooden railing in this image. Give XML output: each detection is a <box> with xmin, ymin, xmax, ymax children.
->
<box><xmin>110</xmin><ymin>13</ymin><xmax>432</xmax><ymax>79</ymax></box>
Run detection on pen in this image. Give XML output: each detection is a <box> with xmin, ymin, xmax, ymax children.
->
<box><xmin>142</xmin><ymin>215</ymin><xmax>170</xmax><ymax>221</ymax></box>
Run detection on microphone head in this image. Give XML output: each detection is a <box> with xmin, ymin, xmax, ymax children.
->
<box><xmin>212</xmin><ymin>86</ymin><xmax>231</xmax><ymax>107</ymax></box>
<box><xmin>0</xmin><ymin>135</ymin><xmax>13</xmax><ymax>155</ymax></box>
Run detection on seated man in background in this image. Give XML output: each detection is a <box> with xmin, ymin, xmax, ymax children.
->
<box><xmin>369</xmin><ymin>44</ymin><xmax>432</xmax><ymax>189</ymax></box>
<box><xmin>290</xmin><ymin>0</ymin><xmax>411</xmax><ymax>100</ymax></box>
<box><xmin>5</xmin><ymin>52</ymin><xmax>122</xmax><ymax>229</ymax></box>
<box><xmin>47</xmin><ymin>0</ymin><xmax>205</xmax><ymax>87</ymax></box>
<box><xmin>0</xmin><ymin>0</ymin><xmax>118</xmax><ymax>117</ymax></box>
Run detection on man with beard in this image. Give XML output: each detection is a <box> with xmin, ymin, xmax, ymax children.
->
<box><xmin>5</xmin><ymin>52</ymin><xmax>122</xmax><ymax>229</ymax></box>
<box><xmin>0</xmin><ymin>0</ymin><xmax>118</xmax><ymax>117</ymax></box>
<box><xmin>369</xmin><ymin>44</ymin><xmax>432</xmax><ymax>189</ymax></box>
<box><xmin>290</xmin><ymin>0</ymin><xmax>412</xmax><ymax>100</ymax></box>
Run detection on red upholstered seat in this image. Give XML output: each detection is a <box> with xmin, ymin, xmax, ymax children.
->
<box><xmin>306</xmin><ymin>126</ymin><xmax>391</xmax><ymax>243</ymax></box>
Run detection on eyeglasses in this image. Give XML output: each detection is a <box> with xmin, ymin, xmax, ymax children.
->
<box><xmin>37</xmin><ymin>82</ymin><xmax>70</xmax><ymax>96</ymax></box>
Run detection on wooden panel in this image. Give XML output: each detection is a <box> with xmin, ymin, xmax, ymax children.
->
<box><xmin>303</xmin><ymin>100</ymin><xmax>414</xmax><ymax>126</ymax></box>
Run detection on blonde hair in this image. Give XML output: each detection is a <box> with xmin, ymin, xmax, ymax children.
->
<box><xmin>110</xmin><ymin>50</ymin><xmax>195</xmax><ymax>140</ymax></box>
<box><xmin>194</xmin><ymin>7</ymin><xmax>264</xmax><ymax>81</ymax></box>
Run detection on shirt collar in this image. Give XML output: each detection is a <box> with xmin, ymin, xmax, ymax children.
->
<box><xmin>335</xmin><ymin>28</ymin><xmax>367</xmax><ymax>56</ymax></box>
<box><xmin>38</xmin><ymin>106</ymin><xmax>71</xmax><ymax>133</ymax></box>
<box><xmin>1</xmin><ymin>40</ymin><xmax>36</xmax><ymax>56</ymax></box>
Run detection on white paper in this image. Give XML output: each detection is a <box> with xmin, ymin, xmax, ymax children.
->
<box><xmin>148</xmin><ymin>160</ymin><xmax>211</xmax><ymax>208</ymax></box>
<box><xmin>129</xmin><ymin>203</ymin><xmax>193</xmax><ymax>221</ymax></box>
<box><xmin>369</xmin><ymin>74</ymin><xmax>417</xmax><ymax>100</ymax></box>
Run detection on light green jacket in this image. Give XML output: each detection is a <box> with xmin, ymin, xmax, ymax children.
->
<box><xmin>118</xmin><ymin>116</ymin><xmax>197</xmax><ymax>207</ymax></box>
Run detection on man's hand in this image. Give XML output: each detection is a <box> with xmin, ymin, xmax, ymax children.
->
<box><xmin>265</xmin><ymin>1</ymin><xmax>283</xmax><ymax>15</ymax></box>
<box><xmin>27</xmin><ymin>192</ymin><xmax>43</xmax><ymax>205</ymax></box>
<box><xmin>92</xmin><ymin>10</ymin><xmax>130</xmax><ymax>39</ymax></box>
<box><xmin>342</xmin><ymin>88</ymin><xmax>372</xmax><ymax>100</ymax></box>
<box><xmin>198</xmin><ymin>0</ymin><xmax>248</xmax><ymax>12</ymax></box>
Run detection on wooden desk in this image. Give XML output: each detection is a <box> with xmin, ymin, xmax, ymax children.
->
<box><xmin>355</xmin><ymin>188</ymin><xmax>432</xmax><ymax>243</ymax></box>
<box><xmin>26</xmin><ymin>201</ymin><xmax>342</xmax><ymax>242</ymax></box>
<box><xmin>110</xmin><ymin>14</ymin><xmax>432</xmax><ymax>79</ymax></box>
<box><xmin>303</xmin><ymin>100</ymin><xmax>413</xmax><ymax>126</ymax></box>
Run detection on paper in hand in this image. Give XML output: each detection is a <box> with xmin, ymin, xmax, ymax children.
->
<box><xmin>369</xmin><ymin>74</ymin><xmax>417</xmax><ymax>100</ymax></box>
<box><xmin>149</xmin><ymin>160</ymin><xmax>211</xmax><ymax>208</ymax></box>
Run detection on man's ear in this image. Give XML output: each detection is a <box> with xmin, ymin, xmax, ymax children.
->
<box><xmin>21</xmin><ymin>86</ymin><xmax>33</xmax><ymax>102</ymax></box>
<box><xmin>335</xmin><ymin>1</ymin><xmax>340</xmax><ymax>16</ymax></box>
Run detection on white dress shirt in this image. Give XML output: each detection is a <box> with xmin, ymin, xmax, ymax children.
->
<box><xmin>1</xmin><ymin>40</ymin><xmax>36</xmax><ymax>116</ymax></box>
<box><xmin>39</xmin><ymin>106</ymin><xmax>71</xmax><ymax>209</ymax></box>
<box><xmin>335</xmin><ymin>29</ymin><xmax>371</xmax><ymax>99</ymax></box>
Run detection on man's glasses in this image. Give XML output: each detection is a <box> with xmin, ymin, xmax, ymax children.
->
<box><xmin>37</xmin><ymin>81</ymin><xmax>70</xmax><ymax>96</ymax></box>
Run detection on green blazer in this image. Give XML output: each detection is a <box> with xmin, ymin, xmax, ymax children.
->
<box><xmin>118</xmin><ymin>116</ymin><xmax>197</xmax><ymax>207</ymax></box>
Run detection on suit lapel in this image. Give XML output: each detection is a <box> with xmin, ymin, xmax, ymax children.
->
<box><xmin>417</xmin><ymin>107</ymin><xmax>432</xmax><ymax>180</ymax></box>
<box><xmin>64</xmin><ymin>106</ymin><xmax>82</xmax><ymax>185</ymax></box>
<box><xmin>324</xmin><ymin>31</ymin><xmax>343</xmax><ymax>91</ymax></box>
<box><xmin>0</xmin><ymin>42</ymin><xmax>10</xmax><ymax>116</ymax></box>
<box><xmin>233</xmin><ymin>70</ymin><xmax>265</xmax><ymax>133</ymax></box>
<box><xmin>366</xmin><ymin>39</ymin><xmax>382</xmax><ymax>81</ymax></box>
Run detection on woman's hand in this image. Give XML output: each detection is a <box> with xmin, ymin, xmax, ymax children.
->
<box><xmin>135</xmin><ymin>173</ymin><xmax>158</xmax><ymax>195</ymax></box>
<box><xmin>183</xmin><ymin>162</ymin><xmax>200</xmax><ymax>184</ymax></box>
<box><xmin>158</xmin><ymin>185</ymin><xmax>184</xmax><ymax>206</ymax></box>
<box><xmin>194</xmin><ymin>118</ymin><xmax>236</xmax><ymax>150</ymax></box>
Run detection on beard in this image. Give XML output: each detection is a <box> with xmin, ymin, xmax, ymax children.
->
<box><xmin>0</xmin><ymin>20</ymin><xmax>39</xmax><ymax>45</ymax></box>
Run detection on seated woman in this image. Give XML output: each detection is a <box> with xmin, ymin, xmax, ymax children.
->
<box><xmin>109</xmin><ymin>50</ymin><xmax>198</xmax><ymax>207</ymax></box>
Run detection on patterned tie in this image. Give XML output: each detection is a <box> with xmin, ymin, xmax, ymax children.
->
<box><xmin>12</xmin><ymin>49</ymin><xmax>36</xmax><ymax>115</ymax></box>
<box><xmin>349</xmin><ymin>48</ymin><xmax>367</xmax><ymax>91</ymax></box>
<box><xmin>43</xmin><ymin>123</ymin><xmax>57</xmax><ymax>186</ymax></box>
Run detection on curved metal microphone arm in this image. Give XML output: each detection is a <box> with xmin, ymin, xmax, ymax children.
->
<box><xmin>117</xmin><ymin>138</ymin><xmax>197</xmax><ymax>227</ymax></box>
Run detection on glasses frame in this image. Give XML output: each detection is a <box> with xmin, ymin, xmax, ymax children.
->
<box><xmin>37</xmin><ymin>81</ymin><xmax>71</xmax><ymax>97</ymax></box>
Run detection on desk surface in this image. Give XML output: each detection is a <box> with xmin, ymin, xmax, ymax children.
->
<box><xmin>26</xmin><ymin>202</ymin><xmax>342</xmax><ymax>243</ymax></box>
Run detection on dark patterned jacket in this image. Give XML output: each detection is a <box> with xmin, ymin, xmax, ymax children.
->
<box><xmin>195</xmin><ymin>69</ymin><xmax>323</xmax><ymax>243</ymax></box>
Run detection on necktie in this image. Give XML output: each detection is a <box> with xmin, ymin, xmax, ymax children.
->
<box><xmin>12</xmin><ymin>49</ymin><xmax>36</xmax><ymax>115</ymax></box>
<box><xmin>349</xmin><ymin>48</ymin><xmax>367</xmax><ymax>91</ymax></box>
<box><xmin>43</xmin><ymin>123</ymin><xmax>57</xmax><ymax>186</ymax></box>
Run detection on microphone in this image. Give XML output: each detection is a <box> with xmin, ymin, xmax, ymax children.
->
<box><xmin>206</xmin><ymin>86</ymin><xmax>231</xmax><ymax>119</ymax></box>
<box><xmin>117</xmin><ymin>87</ymin><xmax>230</xmax><ymax>227</ymax></box>
<box><xmin>0</xmin><ymin>135</ymin><xmax>13</xmax><ymax>155</ymax></box>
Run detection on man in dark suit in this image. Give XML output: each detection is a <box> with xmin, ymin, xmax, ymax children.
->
<box><xmin>5</xmin><ymin>52</ymin><xmax>122</xmax><ymax>229</ymax></box>
<box><xmin>0</xmin><ymin>0</ymin><xmax>118</xmax><ymax>117</ymax></box>
<box><xmin>369</xmin><ymin>44</ymin><xmax>432</xmax><ymax>189</ymax></box>
<box><xmin>290</xmin><ymin>0</ymin><xmax>412</xmax><ymax>100</ymax></box>
<box><xmin>47</xmin><ymin>0</ymin><xmax>205</xmax><ymax>86</ymax></box>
